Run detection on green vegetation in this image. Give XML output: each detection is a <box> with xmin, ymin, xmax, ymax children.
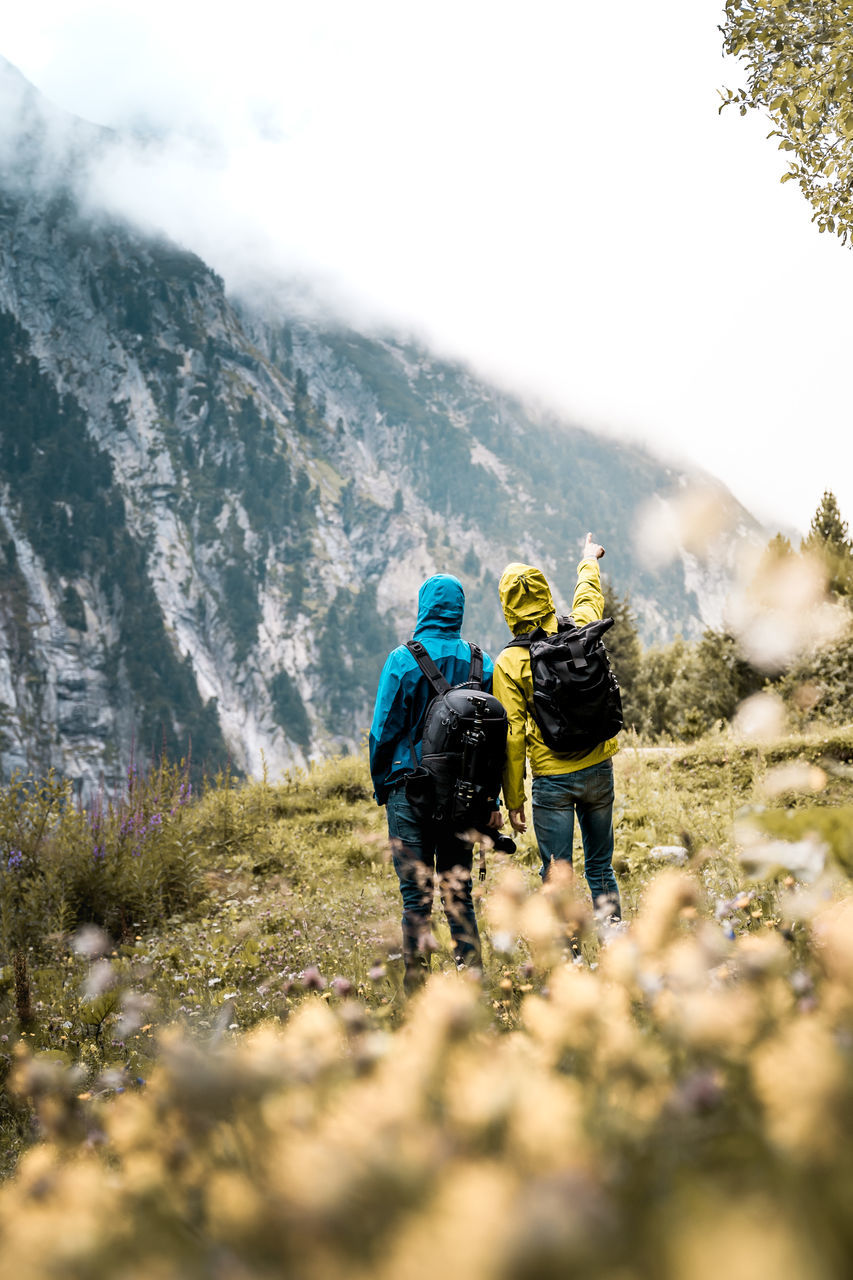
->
<box><xmin>0</xmin><ymin>728</ymin><xmax>852</xmax><ymax>1273</ymax></box>
<box><xmin>803</xmin><ymin>488</ymin><xmax>853</xmax><ymax>595</ymax></box>
<box><xmin>722</xmin><ymin>0</ymin><xmax>853</xmax><ymax>243</ymax></box>
<box><xmin>610</xmin><ymin>491</ymin><xmax>853</xmax><ymax>742</ymax></box>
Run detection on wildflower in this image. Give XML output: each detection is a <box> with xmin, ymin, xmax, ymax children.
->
<box><xmin>6</xmin><ymin>849</ymin><xmax>23</xmax><ymax>871</ymax></box>
<box><xmin>668</xmin><ymin>1069</ymin><xmax>725</xmax><ymax>1116</ymax></box>
<box><xmin>301</xmin><ymin>966</ymin><xmax>327</xmax><ymax>991</ymax></box>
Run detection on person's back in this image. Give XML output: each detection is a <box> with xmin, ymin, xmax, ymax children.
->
<box><xmin>370</xmin><ymin>574</ymin><xmax>501</xmax><ymax>987</ymax></box>
<box><xmin>491</xmin><ymin>536</ymin><xmax>621</xmax><ymax>917</ymax></box>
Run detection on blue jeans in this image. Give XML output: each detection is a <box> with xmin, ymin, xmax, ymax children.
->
<box><xmin>386</xmin><ymin>787</ymin><xmax>480</xmax><ymax>982</ymax></box>
<box><xmin>531</xmin><ymin>760</ymin><xmax>620</xmax><ymax>917</ymax></box>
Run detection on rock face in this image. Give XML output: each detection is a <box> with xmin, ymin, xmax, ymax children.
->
<box><xmin>0</xmin><ymin>58</ymin><xmax>764</xmax><ymax>793</ymax></box>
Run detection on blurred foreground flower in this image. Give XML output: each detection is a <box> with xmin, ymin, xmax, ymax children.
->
<box><xmin>3</xmin><ymin>869</ymin><xmax>853</xmax><ymax>1279</ymax></box>
<box><xmin>731</xmin><ymin>691</ymin><xmax>787</xmax><ymax>740</ymax></box>
<box><xmin>82</xmin><ymin>960</ymin><xmax>116</xmax><ymax>999</ymax></box>
<box><xmin>71</xmin><ymin>926</ymin><xmax>111</xmax><ymax>959</ymax></box>
<box><xmin>635</xmin><ymin>482</ymin><xmax>740</xmax><ymax>569</ymax></box>
<box><xmin>737</xmin><ymin>831</ymin><xmax>827</xmax><ymax>884</ymax></box>
<box><xmin>726</xmin><ymin>546</ymin><xmax>848</xmax><ymax>673</ymax></box>
<box><xmin>648</xmin><ymin>845</ymin><xmax>689</xmax><ymax>865</ymax></box>
<box><xmin>760</xmin><ymin>762</ymin><xmax>827</xmax><ymax>799</ymax></box>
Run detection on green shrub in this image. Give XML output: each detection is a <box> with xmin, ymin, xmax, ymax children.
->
<box><xmin>0</xmin><ymin>759</ymin><xmax>202</xmax><ymax>964</ymax></box>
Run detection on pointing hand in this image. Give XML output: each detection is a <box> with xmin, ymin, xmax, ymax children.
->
<box><xmin>582</xmin><ymin>532</ymin><xmax>605</xmax><ymax>560</ymax></box>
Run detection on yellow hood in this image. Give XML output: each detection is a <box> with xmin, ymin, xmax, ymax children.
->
<box><xmin>498</xmin><ymin>562</ymin><xmax>558</xmax><ymax>635</ymax></box>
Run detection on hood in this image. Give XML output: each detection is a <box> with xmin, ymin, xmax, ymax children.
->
<box><xmin>413</xmin><ymin>574</ymin><xmax>465</xmax><ymax>637</ymax></box>
<box><xmin>498</xmin><ymin>562</ymin><xmax>557</xmax><ymax>635</ymax></box>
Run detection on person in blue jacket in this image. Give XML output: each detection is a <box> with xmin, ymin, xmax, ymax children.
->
<box><xmin>369</xmin><ymin>574</ymin><xmax>502</xmax><ymax>990</ymax></box>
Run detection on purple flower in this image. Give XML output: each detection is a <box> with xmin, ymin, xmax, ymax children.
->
<box><xmin>6</xmin><ymin>850</ymin><xmax>23</xmax><ymax>871</ymax></box>
<box><xmin>301</xmin><ymin>966</ymin><xmax>327</xmax><ymax>991</ymax></box>
<box><xmin>92</xmin><ymin>846</ymin><xmax>106</xmax><ymax>862</ymax></box>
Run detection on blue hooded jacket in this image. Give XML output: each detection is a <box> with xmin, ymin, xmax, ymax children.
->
<box><xmin>368</xmin><ymin>574</ymin><xmax>495</xmax><ymax>805</ymax></box>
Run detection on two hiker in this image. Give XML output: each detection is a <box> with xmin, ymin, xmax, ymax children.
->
<box><xmin>369</xmin><ymin>535</ymin><xmax>620</xmax><ymax>987</ymax></box>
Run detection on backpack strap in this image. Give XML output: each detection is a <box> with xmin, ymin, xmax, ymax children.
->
<box><xmin>405</xmin><ymin>640</ymin><xmax>451</xmax><ymax>697</ymax></box>
<box><xmin>467</xmin><ymin>643</ymin><xmax>483</xmax><ymax>688</ymax></box>
<box><xmin>503</xmin><ymin>626</ymin><xmax>545</xmax><ymax>651</ymax></box>
<box><xmin>566</xmin><ymin>636</ymin><xmax>588</xmax><ymax>669</ymax></box>
<box><xmin>406</xmin><ymin>639</ymin><xmax>484</xmax><ymax>691</ymax></box>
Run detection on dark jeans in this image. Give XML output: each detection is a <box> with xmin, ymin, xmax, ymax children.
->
<box><xmin>386</xmin><ymin>786</ymin><xmax>480</xmax><ymax>982</ymax></box>
<box><xmin>531</xmin><ymin>759</ymin><xmax>621</xmax><ymax>918</ymax></box>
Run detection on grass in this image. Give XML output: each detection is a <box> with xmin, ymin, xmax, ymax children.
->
<box><xmin>1</xmin><ymin>730</ymin><xmax>849</xmax><ymax>1066</ymax></box>
<box><xmin>0</xmin><ymin>728</ymin><xmax>852</xmax><ymax>1274</ymax></box>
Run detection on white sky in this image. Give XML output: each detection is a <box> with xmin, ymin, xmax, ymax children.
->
<box><xmin>4</xmin><ymin>0</ymin><xmax>852</xmax><ymax>536</ymax></box>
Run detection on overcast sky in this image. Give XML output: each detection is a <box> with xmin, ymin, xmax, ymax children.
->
<box><xmin>4</xmin><ymin>1</ymin><xmax>852</xmax><ymax>535</ymax></box>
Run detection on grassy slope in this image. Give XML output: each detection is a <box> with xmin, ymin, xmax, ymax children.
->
<box><xmin>0</xmin><ymin>729</ymin><xmax>852</xmax><ymax>1275</ymax></box>
<box><xmin>2</xmin><ymin>729</ymin><xmax>851</xmax><ymax>1074</ymax></box>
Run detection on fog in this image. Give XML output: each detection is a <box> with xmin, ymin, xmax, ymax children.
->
<box><xmin>3</xmin><ymin>1</ymin><xmax>853</xmax><ymax>534</ymax></box>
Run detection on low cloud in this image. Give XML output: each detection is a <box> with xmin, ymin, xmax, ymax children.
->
<box><xmin>2</xmin><ymin>1</ymin><xmax>853</xmax><ymax>534</ymax></box>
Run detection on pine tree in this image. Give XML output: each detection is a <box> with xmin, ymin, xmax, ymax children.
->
<box><xmin>802</xmin><ymin>490</ymin><xmax>853</xmax><ymax>596</ymax></box>
<box><xmin>805</xmin><ymin>490</ymin><xmax>850</xmax><ymax>550</ymax></box>
<box><xmin>602</xmin><ymin>580</ymin><xmax>643</xmax><ymax>730</ymax></box>
<box><xmin>762</xmin><ymin>532</ymin><xmax>794</xmax><ymax>562</ymax></box>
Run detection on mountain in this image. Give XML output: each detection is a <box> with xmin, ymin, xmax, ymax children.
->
<box><xmin>0</xmin><ymin>58</ymin><xmax>764</xmax><ymax>792</ymax></box>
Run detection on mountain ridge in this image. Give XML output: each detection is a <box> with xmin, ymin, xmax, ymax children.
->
<box><xmin>0</xmin><ymin>57</ymin><xmax>765</xmax><ymax>793</ymax></box>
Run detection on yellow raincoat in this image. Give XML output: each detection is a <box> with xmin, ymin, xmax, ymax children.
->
<box><xmin>492</xmin><ymin>558</ymin><xmax>620</xmax><ymax>810</ymax></box>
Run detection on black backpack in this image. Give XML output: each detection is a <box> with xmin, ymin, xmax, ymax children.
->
<box><xmin>404</xmin><ymin>640</ymin><xmax>508</xmax><ymax>832</ymax></box>
<box><xmin>505</xmin><ymin>616</ymin><xmax>623</xmax><ymax>753</ymax></box>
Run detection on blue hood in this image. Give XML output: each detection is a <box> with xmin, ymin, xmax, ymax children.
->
<box><xmin>413</xmin><ymin>574</ymin><xmax>464</xmax><ymax>638</ymax></box>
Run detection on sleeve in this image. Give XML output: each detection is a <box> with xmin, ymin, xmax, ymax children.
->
<box><xmin>571</xmin><ymin>558</ymin><xmax>605</xmax><ymax>626</ymax></box>
<box><xmin>492</xmin><ymin>656</ymin><xmax>529</xmax><ymax>811</ymax></box>
<box><xmin>368</xmin><ymin>650</ymin><xmax>410</xmax><ymax>806</ymax></box>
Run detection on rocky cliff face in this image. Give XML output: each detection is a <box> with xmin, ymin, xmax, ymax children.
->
<box><xmin>0</xmin><ymin>57</ymin><xmax>764</xmax><ymax>793</ymax></box>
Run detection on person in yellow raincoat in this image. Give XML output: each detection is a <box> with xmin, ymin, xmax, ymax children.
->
<box><xmin>492</xmin><ymin>534</ymin><xmax>621</xmax><ymax>918</ymax></box>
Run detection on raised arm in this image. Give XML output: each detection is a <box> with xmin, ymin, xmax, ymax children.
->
<box><xmin>572</xmin><ymin>531</ymin><xmax>606</xmax><ymax>626</ymax></box>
